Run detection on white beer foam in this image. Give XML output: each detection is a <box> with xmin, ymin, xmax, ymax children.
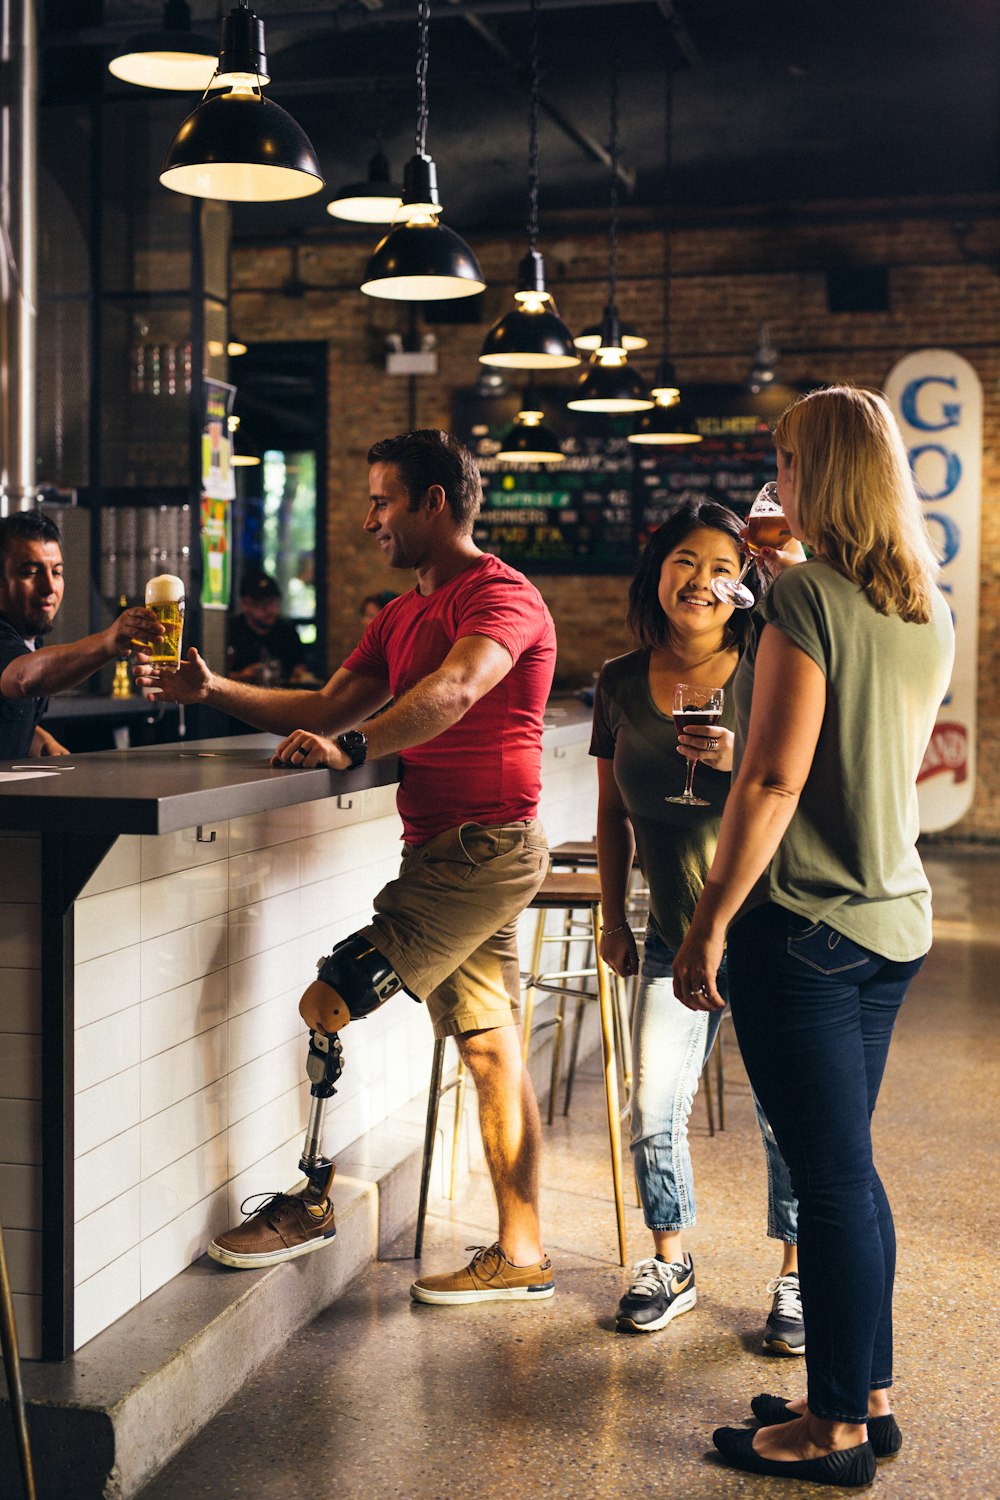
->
<box><xmin>145</xmin><ymin>574</ymin><xmax>185</xmax><ymax>605</ymax></box>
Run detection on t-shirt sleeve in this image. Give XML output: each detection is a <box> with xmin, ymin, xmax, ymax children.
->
<box><xmin>589</xmin><ymin>664</ymin><xmax>616</xmax><ymax>759</ymax></box>
<box><xmin>342</xmin><ymin>614</ymin><xmax>390</xmax><ymax>678</ymax></box>
<box><xmin>757</xmin><ymin>566</ymin><xmax>831</xmax><ymax>678</ymax></box>
<box><xmin>453</xmin><ymin>576</ymin><xmax>548</xmax><ymax>663</ymax></box>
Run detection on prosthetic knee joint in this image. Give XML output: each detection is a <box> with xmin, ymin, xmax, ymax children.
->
<box><xmin>298</xmin><ymin>934</ymin><xmax>407</xmax><ymax>1201</ymax></box>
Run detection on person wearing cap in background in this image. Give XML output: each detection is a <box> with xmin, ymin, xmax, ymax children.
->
<box><xmin>227</xmin><ymin>570</ymin><xmax>317</xmax><ymax>686</ymax></box>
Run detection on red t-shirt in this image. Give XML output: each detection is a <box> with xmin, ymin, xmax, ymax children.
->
<box><xmin>343</xmin><ymin>553</ymin><xmax>556</xmax><ymax>844</ymax></box>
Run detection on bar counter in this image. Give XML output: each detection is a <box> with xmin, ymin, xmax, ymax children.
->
<box><xmin>0</xmin><ymin>703</ymin><xmax>595</xmax><ymax>1360</ymax></box>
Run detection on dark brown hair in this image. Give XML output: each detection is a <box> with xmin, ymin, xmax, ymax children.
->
<box><xmin>367</xmin><ymin>430</ymin><xmax>483</xmax><ymax>533</ymax></box>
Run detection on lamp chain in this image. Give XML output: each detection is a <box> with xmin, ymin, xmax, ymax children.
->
<box><xmin>526</xmin><ymin>0</ymin><xmax>540</xmax><ymax>254</ymax></box>
<box><xmin>607</xmin><ymin>59</ymin><xmax>620</xmax><ymax>310</ymax></box>
<box><xmin>415</xmin><ymin>0</ymin><xmax>430</xmax><ymax>158</ymax></box>
<box><xmin>662</xmin><ymin>59</ymin><xmax>672</xmax><ymax>353</ymax></box>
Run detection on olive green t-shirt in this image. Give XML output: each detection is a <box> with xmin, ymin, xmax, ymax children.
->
<box><xmin>733</xmin><ymin>559</ymin><xmax>955</xmax><ymax>961</ymax></box>
<box><xmin>590</xmin><ymin>649</ymin><xmax>737</xmax><ymax>951</ymax></box>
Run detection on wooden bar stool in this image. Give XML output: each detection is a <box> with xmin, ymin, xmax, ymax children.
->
<box><xmin>521</xmin><ymin>870</ymin><xmax>628</xmax><ymax>1265</ymax></box>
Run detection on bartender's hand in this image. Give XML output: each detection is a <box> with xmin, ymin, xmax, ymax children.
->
<box><xmin>107</xmin><ymin>606</ymin><xmax>163</xmax><ymax>660</ymax></box>
<box><xmin>271</xmin><ymin>728</ymin><xmax>348</xmax><ymax>770</ymax></box>
<box><xmin>134</xmin><ymin>646</ymin><xmax>213</xmax><ymax>703</ymax></box>
<box><xmin>32</xmin><ymin>727</ymin><xmax>71</xmax><ymax>756</ymax></box>
<box><xmin>677</xmin><ymin>723</ymin><xmax>734</xmax><ymax>773</ymax></box>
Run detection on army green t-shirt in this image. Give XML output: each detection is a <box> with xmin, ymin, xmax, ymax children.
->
<box><xmin>733</xmin><ymin>558</ymin><xmax>955</xmax><ymax>961</ymax></box>
<box><xmin>590</xmin><ymin>649</ymin><xmax>737</xmax><ymax>951</ymax></box>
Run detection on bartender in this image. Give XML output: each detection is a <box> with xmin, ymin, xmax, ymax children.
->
<box><xmin>0</xmin><ymin>510</ymin><xmax>162</xmax><ymax>759</ymax></box>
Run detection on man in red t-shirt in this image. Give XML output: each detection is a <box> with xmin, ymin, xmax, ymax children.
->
<box><xmin>138</xmin><ymin>431</ymin><xmax>558</xmax><ymax>1305</ymax></box>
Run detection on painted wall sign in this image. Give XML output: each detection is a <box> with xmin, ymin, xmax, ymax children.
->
<box><xmin>884</xmin><ymin>350</ymin><xmax>982</xmax><ymax>832</ymax></box>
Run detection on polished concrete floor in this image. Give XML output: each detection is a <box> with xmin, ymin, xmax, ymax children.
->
<box><xmin>139</xmin><ymin>850</ymin><xmax>999</xmax><ymax>1500</ymax></box>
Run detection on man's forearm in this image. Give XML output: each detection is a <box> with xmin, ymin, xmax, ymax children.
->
<box><xmin>202</xmin><ymin>675</ymin><xmax>359</xmax><ymax>737</ymax></box>
<box><xmin>2</xmin><ymin>633</ymin><xmax>115</xmax><ymax>699</ymax></box>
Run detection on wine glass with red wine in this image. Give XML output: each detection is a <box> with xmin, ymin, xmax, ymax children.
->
<box><xmin>711</xmin><ymin>481</ymin><xmax>793</xmax><ymax>609</ymax></box>
<box><xmin>667</xmin><ymin>683</ymin><xmax>724</xmax><ymax>807</ymax></box>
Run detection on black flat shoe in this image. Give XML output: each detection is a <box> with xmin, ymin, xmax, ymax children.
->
<box><xmin>712</xmin><ymin>1425</ymin><xmax>876</xmax><ymax>1488</ymax></box>
<box><xmin>750</xmin><ymin>1394</ymin><xmax>903</xmax><ymax>1458</ymax></box>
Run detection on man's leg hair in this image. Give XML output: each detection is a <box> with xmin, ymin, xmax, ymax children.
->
<box><xmin>298</xmin><ymin>932</ymin><xmax>410</xmax><ymax>1201</ymax></box>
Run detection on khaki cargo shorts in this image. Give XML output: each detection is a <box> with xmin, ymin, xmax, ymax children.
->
<box><xmin>358</xmin><ymin>818</ymin><xmax>549</xmax><ymax>1038</ymax></box>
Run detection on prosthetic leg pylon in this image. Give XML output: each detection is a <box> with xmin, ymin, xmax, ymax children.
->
<box><xmin>299</xmin><ymin>1029</ymin><xmax>343</xmax><ymax>1203</ymax></box>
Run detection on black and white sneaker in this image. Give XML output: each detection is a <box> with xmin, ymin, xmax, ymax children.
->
<box><xmin>616</xmin><ymin>1254</ymin><xmax>697</xmax><ymax>1332</ymax></box>
<box><xmin>763</xmin><ymin>1272</ymin><xmax>806</xmax><ymax>1355</ymax></box>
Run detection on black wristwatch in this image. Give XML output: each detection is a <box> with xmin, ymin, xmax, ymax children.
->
<box><xmin>336</xmin><ymin>730</ymin><xmax>368</xmax><ymax>767</ymax></box>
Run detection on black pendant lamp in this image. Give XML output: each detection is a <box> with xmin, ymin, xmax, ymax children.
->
<box><xmin>568</xmin><ymin>70</ymin><xmax>652</xmax><ymax>415</ymax></box>
<box><xmin>108</xmin><ymin>0</ymin><xmax>218</xmax><ymax>92</ymax></box>
<box><xmin>160</xmin><ymin>3</ymin><xmax>324</xmax><ymax>203</ymax></box>
<box><xmin>361</xmin><ymin>0</ymin><xmax>485</xmax><ymax>300</ymax></box>
<box><xmin>480</xmin><ymin>0</ymin><xmax>577</xmax><ymax>370</ymax></box>
<box><xmin>630</xmin><ymin>63</ymin><xmax>702</xmax><ymax>446</ymax></box>
<box><xmin>573</xmin><ymin>322</ymin><xmax>647</xmax><ymax>354</ymax></box>
<box><xmin>326</xmin><ymin>147</ymin><xmax>404</xmax><ymax>224</ymax></box>
<box><xmin>497</xmin><ymin>390</ymin><xmax>566</xmax><ymax>463</ymax></box>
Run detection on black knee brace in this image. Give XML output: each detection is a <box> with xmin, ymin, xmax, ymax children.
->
<box><xmin>316</xmin><ymin>933</ymin><xmax>407</xmax><ymax>1019</ymax></box>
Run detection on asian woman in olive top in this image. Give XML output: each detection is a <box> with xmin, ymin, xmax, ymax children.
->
<box><xmin>673</xmin><ymin>387</ymin><xmax>955</xmax><ymax>1487</ymax></box>
<box><xmin>591</xmin><ymin>499</ymin><xmax>801</xmax><ymax>1348</ymax></box>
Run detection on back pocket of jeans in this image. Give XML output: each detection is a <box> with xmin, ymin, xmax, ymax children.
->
<box><xmin>786</xmin><ymin>918</ymin><xmax>869</xmax><ymax>975</ymax></box>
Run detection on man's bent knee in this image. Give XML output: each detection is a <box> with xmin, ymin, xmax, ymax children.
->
<box><xmin>302</xmin><ymin>933</ymin><xmax>406</xmax><ymax>1032</ymax></box>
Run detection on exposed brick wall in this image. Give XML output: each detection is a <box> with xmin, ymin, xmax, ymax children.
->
<box><xmin>232</xmin><ymin>193</ymin><xmax>1000</xmax><ymax>837</ymax></box>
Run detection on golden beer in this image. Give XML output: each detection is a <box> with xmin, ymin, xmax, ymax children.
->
<box><xmin>144</xmin><ymin>575</ymin><xmax>185</xmax><ymax>671</ymax></box>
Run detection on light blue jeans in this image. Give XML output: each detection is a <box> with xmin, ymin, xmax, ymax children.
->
<box><xmin>631</xmin><ymin>924</ymin><xmax>798</xmax><ymax>1241</ymax></box>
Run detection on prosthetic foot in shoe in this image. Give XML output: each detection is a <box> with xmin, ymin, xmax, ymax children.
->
<box><xmin>208</xmin><ymin>1186</ymin><xmax>336</xmax><ymax>1270</ymax></box>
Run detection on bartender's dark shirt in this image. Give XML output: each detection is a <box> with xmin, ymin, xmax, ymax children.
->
<box><xmin>226</xmin><ymin>615</ymin><xmax>307</xmax><ymax>679</ymax></box>
<box><xmin>0</xmin><ymin>612</ymin><xmax>48</xmax><ymax>760</ymax></box>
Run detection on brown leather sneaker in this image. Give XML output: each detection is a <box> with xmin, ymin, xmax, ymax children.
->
<box><xmin>410</xmin><ymin>1243</ymin><xmax>555</xmax><ymax>1305</ymax></box>
<box><xmin>208</xmin><ymin>1191</ymin><xmax>336</xmax><ymax>1269</ymax></box>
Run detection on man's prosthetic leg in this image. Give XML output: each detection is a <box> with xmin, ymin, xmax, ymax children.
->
<box><xmin>208</xmin><ymin>934</ymin><xmax>411</xmax><ymax>1268</ymax></box>
<box><xmin>297</xmin><ymin>934</ymin><xmax>409</xmax><ymax>1205</ymax></box>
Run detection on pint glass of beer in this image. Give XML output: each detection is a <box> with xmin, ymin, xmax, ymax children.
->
<box><xmin>144</xmin><ymin>574</ymin><xmax>185</xmax><ymax>684</ymax></box>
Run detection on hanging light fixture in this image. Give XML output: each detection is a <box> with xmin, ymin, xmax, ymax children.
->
<box><xmin>480</xmin><ymin>0</ymin><xmax>577</xmax><ymax>370</ymax></box>
<box><xmin>630</xmin><ymin>61</ymin><xmax>702</xmax><ymax>446</ymax></box>
<box><xmin>497</xmin><ymin>390</ymin><xmax>566</xmax><ymax>463</ymax></box>
<box><xmin>326</xmin><ymin>147</ymin><xmax>405</xmax><ymax>224</ymax></box>
<box><xmin>160</xmin><ymin>3</ymin><xmax>324</xmax><ymax>203</ymax></box>
<box><xmin>361</xmin><ymin>0</ymin><xmax>485</xmax><ymax>300</ymax></box>
<box><xmin>573</xmin><ymin>322</ymin><xmax>647</xmax><ymax>353</ymax></box>
<box><xmin>568</xmin><ymin>68</ymin><xmax>652</xmax><ymax>415</ymax></box>
<box><xmin>745</xmin><ymin>322</ymin><xmax>780</xmax><ymax>394</ymax></box>
<box><xmin>108</xmin><ymin>0</ymin><xmax>219</xmax><ymax>92</ymax></box>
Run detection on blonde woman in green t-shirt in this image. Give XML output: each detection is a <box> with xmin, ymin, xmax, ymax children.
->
<box><xmin>673</xmin><ymin>386</ymin><xmax>954</xmax><ymax>1488</ymax></box>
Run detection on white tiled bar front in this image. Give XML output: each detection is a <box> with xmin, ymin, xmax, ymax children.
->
<box><xmin>0</xmin><ymin>715</ymin><xmax>596</xmax><ymax>1361</ymax></box>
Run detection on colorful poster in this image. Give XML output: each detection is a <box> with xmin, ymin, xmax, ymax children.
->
<box><xmin>201</xmin><ymin>378</ymin><xmax>235</xmax><ymax>609</ymax></box>
<box><xmin>884</xmin><ymin>350</ymin><xmax>982</xmax><ymax>833</ymax></box>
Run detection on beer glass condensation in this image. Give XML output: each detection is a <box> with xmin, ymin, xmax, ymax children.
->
<box><xmin>144</xmin><ymin>575</ymin><xmax>185</xmax><ymax>687</ymax></box>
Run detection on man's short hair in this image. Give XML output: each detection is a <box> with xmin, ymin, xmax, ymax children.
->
<box><xmin>367</xmin><ymin>430</ymin><xmax>483</xmax><ymax>532</ymax></box>
<box><xmin>0</xmin><ymin>510</ymin><xmax>61</xmax><ymax>562</ymax></box>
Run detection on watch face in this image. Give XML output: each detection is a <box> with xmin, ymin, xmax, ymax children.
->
<box><xmin>339</xmin><ymin>731</ymin><xmax>367</xmax><ymax>766</ymax></box>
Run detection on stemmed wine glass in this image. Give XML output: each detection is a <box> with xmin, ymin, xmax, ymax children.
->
<box><xmin>711</xmin><ymin>481</ymin><xmax>792</xmax><ymax>609</ymax></box>
<box><xmin>667</xmin><ymin>683</ymin><xmax>724</xmax><ymax>807</ymax></box>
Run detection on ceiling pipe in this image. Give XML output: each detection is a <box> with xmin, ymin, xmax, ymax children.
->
<box><xmin>1</xmin><ymin>0</ymin><xmax>39</xmax><ymax>515</ymax></box>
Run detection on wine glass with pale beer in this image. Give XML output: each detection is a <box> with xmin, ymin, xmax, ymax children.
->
<box><xmin>711</xmin><ymin>481</ymin><xmax>792</xmax><ymax>610</ymax></box>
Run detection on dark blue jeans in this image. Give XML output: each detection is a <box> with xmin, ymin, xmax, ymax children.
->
<box><xmin>727</xmin><ymin>902</ymin><xmax>925</xmax><ymax>1423</ymax></box>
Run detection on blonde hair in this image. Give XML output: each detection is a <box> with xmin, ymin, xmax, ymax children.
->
<box><xmin>773</xmin><ymin>386</ymin><xmax>940</xmax><ymax>623</ymax></box>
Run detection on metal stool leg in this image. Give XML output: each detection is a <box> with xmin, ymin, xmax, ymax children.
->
<box><xmin>593</xmin><ymin>904</ymin><xmax>627</xmax><ymax>1266</ymax></box>
<box><xmin>562</xmin><ymin>997</ymin><xmax>587</xmax><ymax>1115</ymax></box>
<box><xmin>715</xmin><ymin>1020</ymin><xmax>726</xmax><ymax>1131</ymax></box>
<box><xmin>0</xmin><ymin>1216</ymin><xmax>36</xmax><ymax>1500</ymax></box>
<box><xmin>520</xmin><ymin>906</ymin><xmax>548</xmax><ymax>1059</ymax></box>
<box><xmin>415</xmin><ymin>1038</ymin><xmax>447</xmax><ymax>1258</ymax></box>
<box><xmin>545</xmin><ymin>994</ymin><xmax>567</xmax><ymax>1126</ymax></box>
<box><xmin>448</xmin><ymin>1061</ymin><xmax>467</xmax><ymax>1199</ymax></box>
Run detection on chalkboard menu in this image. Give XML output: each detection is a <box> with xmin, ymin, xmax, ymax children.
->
<box><xmin>455</xmin><ymin>381</ymin><xmax>801</xmax><ymax>575</ymax></box>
